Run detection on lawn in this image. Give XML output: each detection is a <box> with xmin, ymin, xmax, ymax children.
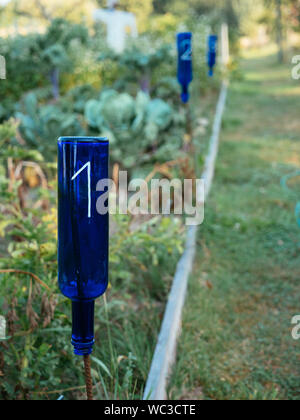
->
<box><xmin>169</xmin><ymin>48</ymin><xmax>300</xmax><ymax>400</ymax></box>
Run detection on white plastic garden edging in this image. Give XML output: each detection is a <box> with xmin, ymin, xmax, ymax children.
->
<box><xmin>143</xmin><ymin>81</ymin><xmax>228</xmax><ymax>400</ymax></box>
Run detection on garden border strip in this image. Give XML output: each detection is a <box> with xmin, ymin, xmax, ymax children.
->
<box><xmin>143</xmin><ymin>81</ymin><xmax>228</xmax><ymax>400</ymax></box>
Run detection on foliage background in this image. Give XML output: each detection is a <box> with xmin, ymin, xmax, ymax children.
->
<box><xmin>0</xmin><ymin>0</ymin><xmax>299</xmax><ymax>401</ymax></box>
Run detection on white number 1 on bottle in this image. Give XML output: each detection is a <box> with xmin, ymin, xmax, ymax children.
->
<box><xmin>71</xmin><ymin>162</ymin><xmax>91</xmax><ymax>218</ymax></box>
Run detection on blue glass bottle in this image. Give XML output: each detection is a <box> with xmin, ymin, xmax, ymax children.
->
<box><xmin>177</xmin><ymin>32</ymin><xmax>193</xmax><ymax>103</ymax></box>
<box><xmin>58</xmin><ymin>137</ymin><xmax>109</xmax><ymax>356</ymax></box>
<box><xmin>207</xmin><ymin>34</ymin><xmax>218</xmax><ymax>77</ymax></box>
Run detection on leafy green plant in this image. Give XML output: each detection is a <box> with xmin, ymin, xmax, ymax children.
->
<box><xmin>0</xmin><ymin>18</ymin><xmax>90</xmax><ymax>107</ymax></box>
<box><xmin>98</xmin><ymin>36</ymin><xmax>176</xmax><ymax>94</ymax></box>
<box><xmin>38</xmin><ymin>18</ymin><xmax>89</xmax><ymax>99</ymax></box>
<box><xmin>0</xmin><ymin>120</ymin><xmax>184</xmax><ymax>399</ymax></box>
<box><xmin>16</xmin><ymin>93</ymin><xmax>86</xmax><ymax>160</ymax></box>
<box><xmin>84</xmin><ymin>89</ymin><xmax>185</xmax><ymax>168</ymax></box>
<box><xmin>0</xmin><ymin>10</ymin><xmax>221</xmax><ymax>399</ymax></box>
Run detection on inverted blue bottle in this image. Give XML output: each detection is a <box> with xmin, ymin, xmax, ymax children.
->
<box><xmin>58</xmin><ymin>137</ymin><xmax>109</xmax><ymax>356</ymax></box>
<box><xmin>177</xmin><ymin>32</ymin><xmax>193</xmax><ymax>103</ymax></box>
<box><xmin>207</xmin><ymin>34</ymin><xmax>218</xmax><ymax>77</ymax></box>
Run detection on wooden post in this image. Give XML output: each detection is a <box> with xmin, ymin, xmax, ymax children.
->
<box><xmin>0</xmin><ymin>55</ymin><xmax>6</xmax><ymax>80</ymax></box>
<box><xmin>184</xmin><ymin>102</ymin><xmax>193</xmax><ymax>152</ymax></box>
<box><xmin>221</xmin><ymin>23</ymin><xmax>230</xmax><ymax>69</ymax></box>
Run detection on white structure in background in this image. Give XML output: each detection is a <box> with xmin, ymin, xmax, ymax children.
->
<box><xmin>93</xmin><ymin>0</ymin><xmax>138</xmax><ymax>53</ymax></box>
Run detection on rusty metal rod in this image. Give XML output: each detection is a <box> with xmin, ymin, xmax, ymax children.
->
<box><xmin>83</xmin><ymin>355</ymin><xmax>93</xmax><ymax>401</ymax></box>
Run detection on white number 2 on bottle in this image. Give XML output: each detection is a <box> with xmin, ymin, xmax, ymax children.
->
<box><xmin>181</xmin><ymin>41</ymin><xmax>192</xmax><ymax>61</ymax></box>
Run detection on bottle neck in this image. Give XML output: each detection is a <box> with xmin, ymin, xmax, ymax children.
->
<box><xmin>181</xmin><ymin>85</ymin><xmax>189</xmax><ymax>104</ymax></box>
<box><xmin>71</xmin><ymin>300</ymin><xmax>95</xmax><ymax>356</ymax></box>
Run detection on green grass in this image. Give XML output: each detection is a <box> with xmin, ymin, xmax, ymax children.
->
<box><xmin>168</xmin><ymin>50</ymin><xmax>300</xmax><ymax>400</ymax></box>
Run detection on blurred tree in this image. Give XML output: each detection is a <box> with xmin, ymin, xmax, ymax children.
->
<box><xmin>152</xmin><ymin>0</ymin><xmax>169</xmax><ymax>14</ymax></box>
<box><xmin>275</xmin><ymin>0</ymin><xmax>284</xmax><ymax>62</ymax></box>
<box><xmin>96</xmin><ymin>0</ymin><xmax>153</xmax><ymax>31</ymax></box>
<box><xmin>119</xmin><ymin>0</ymin><xmax>153</xmax><ymax>31</ymax></box>
<box><xmin>152</xmin><ymin>0</ymin><xmax>243</xmax><ymax>49</ymax></box>
<box><xmin>152</xmin><ymin>0</ymin><xmax>299</xmax><ymax>50</ymax></box>
<box><xmin>263</xmin><ymin>0</ymin><xmax>284</xmax><ymax>62</ymax></box>
<box><xmin>289</xmin><ymin>0</ymin><xmax>300</xmax><ymax>30</ymax></box>
<box><xmin>3</xmin><ymin>0</ymin><xmax>95</xmax><ymax>23</ymax></box>
<box><xmin>153</xmin><ymin>0</ymin><xmax>241</xmax><ymax>31</ymax></box>
<box><xmin>153</xmin><ymin>0</ymin><xmax>221</xmax><ymax>16</ymax></box>
<box><xmin>262</xmin><ymin>0</ymin><xmax>300</xmax><ymax>61</ymax></box>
